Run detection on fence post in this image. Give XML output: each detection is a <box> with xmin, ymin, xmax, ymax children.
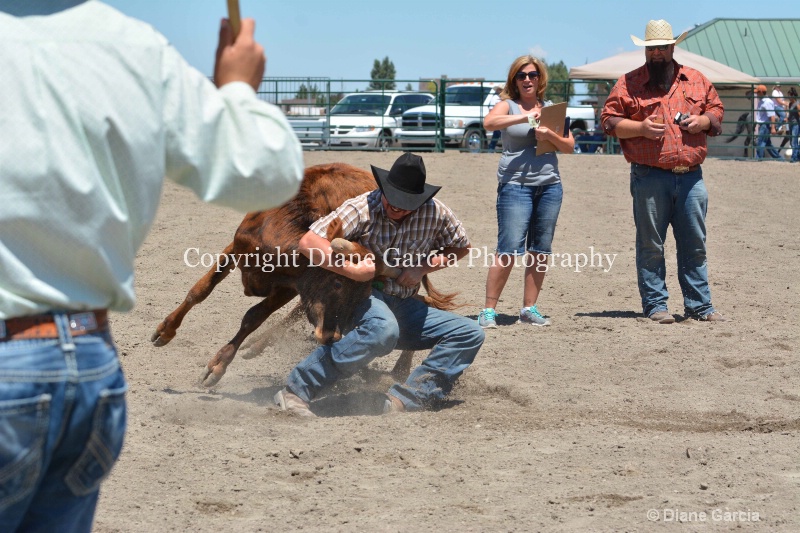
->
<box><xmin>436</xmin><ymin>81</ymin><xmax>445</xmax><ymax>153</ymax></box>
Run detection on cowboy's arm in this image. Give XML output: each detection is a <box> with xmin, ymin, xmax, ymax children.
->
<box><xmin>601</xmin><ymin>79</ymin><xmax>665</xmax><ymax>140</ymax></box>
<box><xmin>298</xmin><ymin>230</ymin><xmax>375</xmax><ymax>282</ymax></box>
<box><xmin>698</xmin><ymin>81</ymin><xmax>724</xmax><ymax>136</ymax></box>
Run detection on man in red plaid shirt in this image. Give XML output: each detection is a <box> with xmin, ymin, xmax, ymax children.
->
<box><xmin>601</xmin><ymin>19</ymin><xmax>726</xmax><ymax>324</ymax></box>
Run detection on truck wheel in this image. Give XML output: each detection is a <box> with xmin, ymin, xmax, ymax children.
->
<box><xmin>378</xmin><ymin>130</ymin><xmax>392</xmax><ymax>151</ymax></box>
<box><xmin>463</xmin><ymin>128</ymin><xmax>484</xmax><ymax>153</ymax></box>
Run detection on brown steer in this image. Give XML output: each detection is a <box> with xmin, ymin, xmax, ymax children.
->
<box><xmin>151</xmin><ymin>163</ymin><xmax>457</xmax><ymax>386</ymax></box>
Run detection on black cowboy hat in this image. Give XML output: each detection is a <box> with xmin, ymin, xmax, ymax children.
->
<box><xmin>371</xmin><ymin>153</ymin><xmax>441</xmax><ymax>211</ymax></box>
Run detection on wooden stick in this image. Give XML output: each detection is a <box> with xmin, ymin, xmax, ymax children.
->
<box><xmin>226</xmin><ymin>0</ymin><xmax>241</xmax><ymax>40</ymax></box>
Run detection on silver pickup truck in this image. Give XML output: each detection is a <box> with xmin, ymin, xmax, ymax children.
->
<box><xmin>395</xmin><ymin>83</ymin><xmax>597</xmax><ymax>152</ymax></box>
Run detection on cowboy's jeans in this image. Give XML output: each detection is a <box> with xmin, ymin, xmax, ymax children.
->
<box><xmin>0</xmin><ymin>314</ymin><xmax>127</xmax><ymax>533</ymax></box>
<box><xmin>287</xmin><ymin>289</ymin><xmax>484</xmax><ymax>411</ymax></box>
<box><xmin>630</xmin><ymin>164</ymin><xmax>715</xmax><ymax>318</ymax></box>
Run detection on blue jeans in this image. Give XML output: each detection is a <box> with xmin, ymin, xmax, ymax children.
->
<box><xmin>287</xmin><ymin>290</ymin><xmax>484</xmax><ymax>411</ymax></box>
<box><xmin>630</xmin><ymin>164</ymin><xmax>715</xmax><ymax>318</ymax></box>
<box><xmin>756</xmin><ymin>123</ymin><xmax>781</xmax><ymax>159</ymax></box>
<box><xmin>496</xmin><ymin>181</ymin><xmax>563</xmax><ymax>255</ymax></box>
<box><xmin>791</xmin><ymin>123</ymin><xmax>799</xmax><ymax>162</ymax></box>
<box><xmin>0</xmin><ymin>314</ymin><xmax>127</xmax><ymax>533</ymax></box>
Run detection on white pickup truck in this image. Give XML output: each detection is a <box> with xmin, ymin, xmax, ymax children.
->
<box><xmin>395</xmin><ymin>82</ymin><xmax>597</xmax><ymax>152</ymax></box>
<box><xmin>326</xmin><ymin>91</ymin><xmax>434</xmax><ymax>149</ymax></box>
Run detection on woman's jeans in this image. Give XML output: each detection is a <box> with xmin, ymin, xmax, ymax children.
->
<box><xmin>0</xmin><ymin>313</ymin><xmax>127</xmax><ymax>533</ymax></box>
<box><xmin>630</xmin><ymin>164</ymin><xmax>715</xmax><ymax>318</ymax></box>
<box><xmin>287</xmin><ymin>290</ymin><xmax>484</xmax><ymax>411</ymax></box>
<box><xmin>791</xmin><ymin>123</ymin><xmax>799</xmax><ymax>162</ymax></box>
<box><xmin>495</xmin><ymin>181</ymin><xmax>563</xmax><ymax>255</ymax></box>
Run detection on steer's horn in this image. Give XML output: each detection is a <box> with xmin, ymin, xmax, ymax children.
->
<box><xmin>330</xmin><ymin>238</ymin><xmax>402</xmax><ymax>278</ymax></box>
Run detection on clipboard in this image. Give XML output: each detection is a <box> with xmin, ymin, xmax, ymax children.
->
<box><xmin>535</xmin><ymin>102</ymin><xmax>568</xmax><ymax>155</ymax></box>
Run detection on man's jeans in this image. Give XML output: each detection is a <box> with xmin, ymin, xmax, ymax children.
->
<box><xmin>630</xmin><ymin>164</ymin><xmax>715</xmax><ymax>318</ymax></box>
<box><xmin>287</xmin><ymin>290</ymin><xmax>484</xmax><ymax>411</ymax></box>
<box><xmin>0</xmin><ymin>313</ymin><xmax>127</xmax><ymax>533</ymax></box>
<box><xmin>791</xmin><ymin>123</ymin><xmax>799</xmax><ymax>162</ymax></box>
<box><xmin>756</xmin><ymin>123</ymin><xmax>781</xmax><ymax>159</ymax></box>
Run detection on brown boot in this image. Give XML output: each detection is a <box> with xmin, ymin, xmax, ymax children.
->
<box><xmin>648</xmin><ymin>311</ymin><xmax>675</xmax><ymax>324</ymax></box>
<box><xmin>383</xmin><ymin>394</ymin><xmax>405</xmax><ymax>414</ymax></box>
<box><xmin>274</xmin><ymin>389</ymin><xmax>316</xmax><ymax>417</ymax></box>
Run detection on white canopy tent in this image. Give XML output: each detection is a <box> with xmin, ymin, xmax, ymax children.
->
<box><xmin>569</xmin><ymin>48</ymin><xmax>760</xmax><ymax>84</ymax></box>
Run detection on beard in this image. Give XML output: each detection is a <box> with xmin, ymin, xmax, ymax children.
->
<box><xmin>646</xmin><ymin>60</ymin><xmax>672</xmax><ymax>91</ymax></box>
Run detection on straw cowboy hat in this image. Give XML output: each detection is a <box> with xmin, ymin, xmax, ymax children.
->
<box><xmin>631</xmin><ymin>19</ymin><xmax>688</xmax><ymax>47</ymax></box>
<box><xmin>371</xmin><ymin>153</ymin><xmax>441</xmax><ymax>211</ymax></box>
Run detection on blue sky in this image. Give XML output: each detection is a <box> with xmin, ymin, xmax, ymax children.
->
<box><xmin>104</xmin><ymin>0</ymin><xmax>784</xmax><ymax>82</ymax></box>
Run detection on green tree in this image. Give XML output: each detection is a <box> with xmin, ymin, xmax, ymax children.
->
<box><xmin>295</xmin><ymin>83</ymin><xmax>337</xmax><ymax>107</ymax></box>
<box><xmin>369</xmin><ymin>56</ymin><xmax>396</xmax><ymax>90</ymax></box>
<box><xmin>545</xmin><ymin>60</ymin><xmax>573</xmax><ymax>104</ymax></box>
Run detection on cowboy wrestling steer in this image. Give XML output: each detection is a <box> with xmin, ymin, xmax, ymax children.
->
<box><xmin>151</xmin><ymin>163</ymin><xmax>455</xmax><ymax>386</ymax></box>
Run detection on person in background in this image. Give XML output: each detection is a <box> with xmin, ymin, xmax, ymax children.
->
<box><xmin>0</xmin><ymin>2</ymin><xmax>303</xmax><ymax>532</ymax></box>
<box><xmin>754</xmin><ymin>84</ymin><xmax>782</xmax><ymax>160</ymax></box>
<box><xmin>771</xmin><ymin>83</ymin><xmax>788</xmax><ymax>133</ymax></box>
<box><xmin>477</xmin><ymin>55</ymin><xmax>574</xmax><ymax>329</ymax></box>
<box><xmin>601</xmin><ymin>19</ymin><xmax>726</xmax><ymax>323</ymax></box>
<box><xmin>787</xmin><ymin>87</ymin><xmax>799</xmax><ymax>163</ymax></box>
<box><xmin>778</xmin><ymin>85</ymin><xmax>795</xmax><ymax>151</ymax></box>
<box><xmin>487</xmin><ymin>84</ymin><xmax>503</xmax><ymax>152</ymax></box>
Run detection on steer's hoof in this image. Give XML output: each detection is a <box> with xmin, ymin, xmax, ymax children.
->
<box><xmin>200</xmin><ymin>367</ymin><xmax>224</xmax><ymax>387</ymax></box>
<box><xmin>151</xmin><ymin>333</ymin><xmax>167</xmax><ymax>347</ymax></box>
<box><xmin>151</xmin><ymin>327</ymin><xmax>174</xmax><ymax>347</ymax></box>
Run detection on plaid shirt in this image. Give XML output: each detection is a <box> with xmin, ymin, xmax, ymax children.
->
<box><xmin>309</xmin><ymin>189</ymin><xmax>470</xmax><ymax>299</ymax></box>
<box><xmin>601</xmin><ymin>61</ymin><xmax>724</xmax><ymax>168</ymax></box>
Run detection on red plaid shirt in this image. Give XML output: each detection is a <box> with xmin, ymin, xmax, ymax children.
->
<box><xmin>601</xmin><ymin>61</ymin><xmax>724</xmax><ymax>168</ymax></box>
<box><xmin>310</xmin><ymin>190</ymin><xmax>470</xmax><ymax>299</ymax></box>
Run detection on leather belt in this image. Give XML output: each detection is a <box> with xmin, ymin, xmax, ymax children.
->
<box><xmin>670</xmin><ymin>165</ymin><xmax>700</xmax><ymax>174</ymax></box>
<box><xmin>0</xmin><ymin>310</ymin><xmax>108</xmax><ymax>341</ymax></box>
<box><xmin>636</xmin><ymin>163</ymin><xmax>699</xmax><ymax>175</ymax></box>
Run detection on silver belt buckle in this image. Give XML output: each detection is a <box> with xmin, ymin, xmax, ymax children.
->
<box><xmin>69</xmin><ymin>312</ymin><xmax>97</xmax><ymax>332</ymax></box>
<box><xmin>672</xmin><ymin>165</ymin><xmax>690</xmax><ymax>174</ymax></box>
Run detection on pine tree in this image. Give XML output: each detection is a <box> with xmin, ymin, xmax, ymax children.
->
<box><xmin>369</xmin><ymin>56</ymin><xmax>396</xmax><ymax>90</ymax></box>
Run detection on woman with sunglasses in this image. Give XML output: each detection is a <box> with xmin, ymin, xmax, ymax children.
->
<box><xmin>477</xmin><ymin>55</ymin><xmax>574</xmax><ymax>329</ymax></box>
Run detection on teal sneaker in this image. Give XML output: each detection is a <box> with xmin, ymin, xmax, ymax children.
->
<box><xmin>519</xmin><ymin>305</ymin><xmax>551</xmax><ymax>326</ymax></box>
<box><xmin>478</xmin><ymin>308</ymin><xmax>498</xmax><ymax>329</ymax></box>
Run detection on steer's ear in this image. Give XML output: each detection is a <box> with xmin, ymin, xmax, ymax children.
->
<box><xmin>326</xmin><ymin>217</ymin><xmax>344</xmax><ymax>241</ymax></box>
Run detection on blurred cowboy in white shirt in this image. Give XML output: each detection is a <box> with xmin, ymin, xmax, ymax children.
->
<box><xmin>0</xmin><ymin>2</ymin><xmax>303</xmax><ymax>531</ymax></box>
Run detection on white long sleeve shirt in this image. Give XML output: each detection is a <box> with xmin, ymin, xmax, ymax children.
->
<box><xmin>0</xmin><ymin>1</ymin><xmax>304</xmax><ymax>318</ymax></box>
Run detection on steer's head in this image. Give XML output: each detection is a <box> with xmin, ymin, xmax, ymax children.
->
<box><xmin>296</xmin><ymin>217</ymin><xmax>375</xmax><ymax>345</ymax></box>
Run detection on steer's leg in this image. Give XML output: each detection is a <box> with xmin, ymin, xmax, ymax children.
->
<box><xmin>152</xmin><ymin>243</ymin><xmax>235</xmax><ymax>347</ymax></box>
<box><xmin>390</xmin><ymin>350</ymin><xmax>415</xmax><ymax>381</ymax></box>
<box><xmin>201</xmin><ymin>286</ymin><xmax>297</xmax><ymax>387</ymax></box>
<box><xmin>240</xmin><ymin>302</ymin><xmax>304</xmax><ymax>359</ymax></box>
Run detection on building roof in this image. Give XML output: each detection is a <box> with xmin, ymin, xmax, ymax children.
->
<box><xmin>678</xmin><ymin>18</ymin><xmax>800</xmax><ymax>82</ymax></box>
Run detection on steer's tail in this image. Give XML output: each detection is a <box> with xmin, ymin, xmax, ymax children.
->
<box><xmin>418</xmin><ymin>275</ymin><xmax>462</xmax><ymax>311</ymax></box>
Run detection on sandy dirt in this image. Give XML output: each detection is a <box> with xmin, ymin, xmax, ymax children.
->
<box><xmin>94</xmin><ymin>151</ymin><xmax>799</xmax><ymax>532</ymax></box>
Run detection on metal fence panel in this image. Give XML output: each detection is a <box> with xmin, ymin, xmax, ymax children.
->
<box><xmin>256</xmin><ymin>77</ymin><xmax>794</xmax><ymax>160</ymax></box>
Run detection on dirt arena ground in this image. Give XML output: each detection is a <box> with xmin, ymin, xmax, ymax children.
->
<box><xmin>94</xmin><ymin>151</ymin><xmax>799</xmax><ymax>532</ymax></box>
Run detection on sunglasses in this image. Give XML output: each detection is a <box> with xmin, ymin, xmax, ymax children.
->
<box><xmin>646</xmin><ymin>45</ymin><xmax>670</xmax><ymax>52</ymax></box>
<box><xmin>515</xmin><ymin>71</ymin><xmax>540</xmax><ymax>81</ymax></box>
